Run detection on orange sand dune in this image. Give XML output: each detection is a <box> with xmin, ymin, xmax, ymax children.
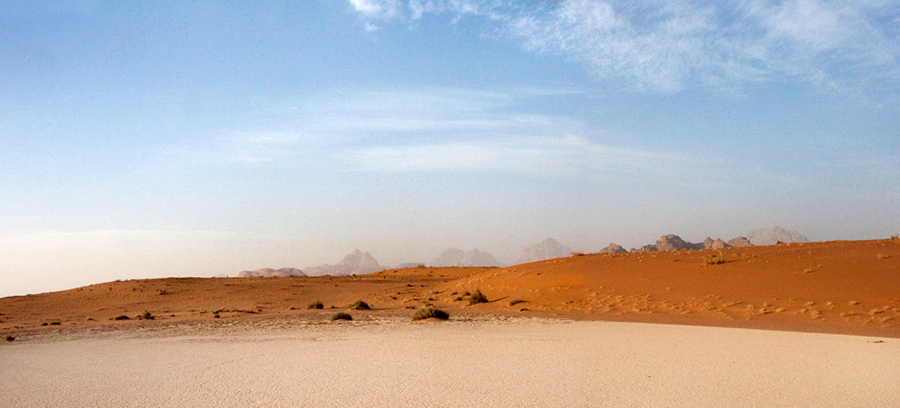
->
<box><xmin>2</xmin><ymin>239</ymin><xmax>898</xmax><ymax>338</ymax></box>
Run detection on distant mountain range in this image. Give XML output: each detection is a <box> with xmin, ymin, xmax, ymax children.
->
<box><xmin>235</xmin><ymin>226</ymin><xmax>808</xmax><ymax>277</ymax></box>
<box><xmin>305</xmin><ymin>249</ymin><xmax>383</xmax><ymax>276</ymax></box>
<box><xmin>746</xmin><ymin>226</ymin><xmax>809</xmax><ymax>246</ymax></box>
<box><xmin>430</xmin><ymin>248</ymin><xmax>500</xmax><ymax>267</ymax></box>
<box><xmin>517</xmin><ymin>238</ymin><xmax>573</xmax><ymax>264</ymax></box>
<box><xmin>607</xmin><ymin>226</ymin><xmax>807</xmax><ymax>254</ymax></box>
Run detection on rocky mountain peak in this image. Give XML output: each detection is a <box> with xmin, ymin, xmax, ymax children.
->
<box><xmin>517</xmin><ymin>238</ymin><xmax>573</xmax><ymax>264</ymax></box>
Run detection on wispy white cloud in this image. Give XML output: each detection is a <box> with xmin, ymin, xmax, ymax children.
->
<box><xmin>348</xmin><ymin>0</ymin><xmax>400</xmax><ymax>19</ymax></box>
<box><xmin>343</xmin><ymin>135</ymin><xmax>684</xmax><ymax>178</ymax></box>
<box><xmin>346</xmin><ymin>0</ymin><xmax>900</xmax><ymax>93</ymax></box>
<box><xmin>154</xmin><ymin>87</ymin><xmax>683</xmax><ymax>179</ymax></box>
<box><xmin>154</xmin><ymin>87</ymin><xmax>588</xmax><ymax>168</ymax></box>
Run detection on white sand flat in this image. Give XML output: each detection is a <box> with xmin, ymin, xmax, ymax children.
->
<box><xmin>2</xmin><ymin>319</ymin><xmax>897</xmax><ymax>407</ymax></box>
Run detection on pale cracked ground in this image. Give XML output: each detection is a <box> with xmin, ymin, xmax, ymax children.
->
<box><xmin>2</xmin><ymin>317</ymin><xmax>898</xmax><ymax>407</ymax></box>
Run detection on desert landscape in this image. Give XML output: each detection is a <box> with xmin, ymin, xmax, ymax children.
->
<box><xmin>5</xmin><ymin>2</ymin><xmax>900</xmax><ymax>405</ymax></box>
<box><xmin>3</xmin><ymin>238</ymin><xmax>899</xmax><ymax>406</ymax></box>
<box><xmin>3</xmin><ymin>238</ymin><xmax>898</xmax><ymax>337</ymax></box>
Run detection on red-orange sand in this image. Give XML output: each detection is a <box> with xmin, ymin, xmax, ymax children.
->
<box><xmin>2</xmin><ymin>239</ymin><xmax>898</xmax><ymax>338</ymax></box>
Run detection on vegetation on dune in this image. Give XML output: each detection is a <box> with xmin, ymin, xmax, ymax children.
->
<box><xmin>330</xmin><ymin>312</ymin><xmax>353</xmax><ymax>321</ymax></box>
<box><xmin>704</xmin><ymin>251</ymin><xmax>727</xmax><ymax>265</ymax></box>
<box><xmin>509</xmin><ymin>299</ymin><xmax>526</xmax><ymax>306</ymax></box>
<box><xmin>349</xmin><ymin>300</ymin><xmax>371</xmax><ymax>310</ymax></box>
<box><xmin>112</xmin><ymin>315</ymin><xmax>129</xmax><ymax>320</ymax></box>
<box><xmin>411</xmin><ymin>307</ymin><xmax>449</xmax><ymax>321</ymax></box>
<box><xmin>468</xmin><ymin>290</ymin><xmax>488</xmax><ymax>305</ymax></box>
<box><xmin>308</xmin><ymin>299</ymin><xmax>324</xmax><ymax>310</ymax></box>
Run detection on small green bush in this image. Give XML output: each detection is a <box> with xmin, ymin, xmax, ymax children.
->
<box><xmin>349</xmin><ymin>300</ymin><xmax>371</xmax><ymax>310</ymax></box>
<box><xmin>330</xmin><ymin>312</ymin><xmax>352</xmax><ymax>321</ymax></box>
<box><xmin>468</xmin><ymin>290</ymin><xmax>488</xmax><ymax>305</ymax></box>
<box><xmin>411</xmin><ymin>307</ymin><xmax>449</xmax><ymax>321</ymax></box>
<box><xmin>509</xmin><ymin>299</ymin><xmax>526</xmax><ymax>306</ymax></box>
<box><xmin>307</xmin><ymin>299</ymin><xmax>324</xmax><ymax>310</ymax></box>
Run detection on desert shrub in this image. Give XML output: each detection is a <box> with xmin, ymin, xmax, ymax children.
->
<box><xmin>141</xmin><ymin>311</ymin><xmax>154</xmax><ymax>320</ymax></box>
<box><xmin>462</xmin><ymin>291</ymin><xmax>470</xmax><ymax>296</ymax></box>
<box><xmin>509</xmin><ymin>299</ymin><xmax>526</xmax><ymax>306</ymax></box>
<box><xmin>892</xmin><ymin>234</ymin><xmax>899</xmax><ymax>240</ymax></box>
<box><xmin>704</xmin><ymin>251</ymin><xmax>726</xmax><ymax>265</ymax></box>
<box><xmin>468</xmin><ymin>290</ymin><xmax>488</xmax><ymax>305</ymax></box>
<box><xmin>4</xmin><ymin>336</ymin><xmax>14</xmax><ymax>342</ymax></box>
<box><xmin>349</xmin><ymin>300</ymin><xmax>371</xmax><ymax>310</ymax></box>
<box><xmin>453</xmin><ymin>296</ymin><xmax>463</xmax><ymax>301</ymax></box>
<box><xmin>411</xmin><ymin>307</ymin><xmax>449</xmax><ymax>321</ymax></box>
<box><xmin>571</xmin><ymin>251</ymin><xmax>584</xmax><ymax>256</ymax></box>
<box><xmin>330</xmin><ymin>312</ymin><xmax>352</xmax><ymax>321</ymax></box>
<box><xmin>307</xmin><ymin>299</ymin><xmax>324</xmax><ymax>310</ymax></box>
<box><xmin>113</xmin><ymin>315</ymin><xmax>129</xmax><ymax>320</ymax></box>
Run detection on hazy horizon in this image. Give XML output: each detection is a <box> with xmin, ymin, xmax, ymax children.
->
<box><xmin>2</xmin><ymin>1</ymin><xmax>899</xmax><ymax>297</ymax></box>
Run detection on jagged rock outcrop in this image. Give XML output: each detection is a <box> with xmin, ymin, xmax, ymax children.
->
<box><xmin>654</xmin><ymin>234</ymin><xmax>698</xmax><ymax>251</ymax></box>
<box><xmin>238</xmin><ymin>268</ymin><xmax>306</xmax><ymax>278</ymax></box>
<box><xmin>305</xmin><ymin>250</ymin><xmax>382</xmax><ymax>276</ymax></box>
<box><xmin>599</xmin><ymin>243</ymin><xmax>628</xmax><ymax>254</ymax></box>
<box><xmin>430</xmin><ymin>248</ymin><xmax>500</xmax><ymax>267</ymax></box>
<box><xmin>517</xmin><ymin>238</ymin><xmax>573</xmax><ymax>264</ymax></box>
<box><xmin>631</xmin><ymin>244</ymin><xmax>658</xmax><ymax>253</ymax></box>
<box><xmin>619</xmin><ymin>229</ymin><xmax>806</xmax><ymax>254</ymax></box>
<box><xmin>631</xmin><ymin>234</ymin><xmax>733</xmax><ymax>252</ymax></box>
<box><xmin>701</xmin><ymin>237</ymin><xmax>729</xmax><ymax>249</ymax></box>
<box><xmin>727</xmin><ymin>236</ymin><xmax>753</xmax><ymax>247</ymax></box>
<box><xmin>746</xmin><ymin>226</ymin><xmax>809</xmax><ymax>246</ymax></box>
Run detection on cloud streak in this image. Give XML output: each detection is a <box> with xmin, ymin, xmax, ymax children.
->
<box><xmin>347</xmin><ymin>0</ymin><xmax>900</xmax><ymax>93</ymax></box>
<box><xmin>343</xmin><ymin>135</ymin><xmax>684</xmax><ymax>178</ymax></box>
<box><xmin>154</xmin><ymin>86</ymin><xmax>681</xmax><ymax>179</ymax></box>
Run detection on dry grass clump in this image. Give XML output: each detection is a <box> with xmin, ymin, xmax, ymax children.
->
<box><xmin>307</xmin><ymin>299</ymin><xmax>324</xmax><ymax>310</ymax></box>
<box><xmin>411</xmin><ymin>307</ymin><xmax>449</xmax><ymax>321</ymax></box>
<box><xmin>509</xmin><ymin>299</ymin><xmax>526</xmax><ymax>306</ymax></box>
<box><xmin>704</xmin><ymin>251</ymin><xmax>726</xmax><ymax>265</ymax></box>
<box><xmin>330</xmin><ymin>312</ymin><xmax>353</xmax><ymax>321</ymax></box>
<box><xmin>349</xmin><ymin>300</ymin><xmax>371</xmax><ymax>310</ymax></box>
<box><xmin>468</xmin><ymin>290</ymin><xmax>488</xmax><ymax>305</ymax></box>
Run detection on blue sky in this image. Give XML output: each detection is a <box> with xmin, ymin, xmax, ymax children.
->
<box><xmin>2</xmin><ymin>0</ymin><xmax>899</xmax><ymax>296</ymax></box>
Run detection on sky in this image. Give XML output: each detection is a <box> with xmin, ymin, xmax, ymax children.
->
<box><xmin>2</xmin><ymin>0</ymin><xmax>899</xmax><ymax>297</ymax></box>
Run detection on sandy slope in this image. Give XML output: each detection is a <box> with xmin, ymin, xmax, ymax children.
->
<box><xmin>2</xmin><ymin>318</ymin><xmax>897</xmax><ymax>407</ymax></box>
<box><xmin>2</xmin><ymin>239</ymin><xmax>898</xmax><ymax>338</ymax></box>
